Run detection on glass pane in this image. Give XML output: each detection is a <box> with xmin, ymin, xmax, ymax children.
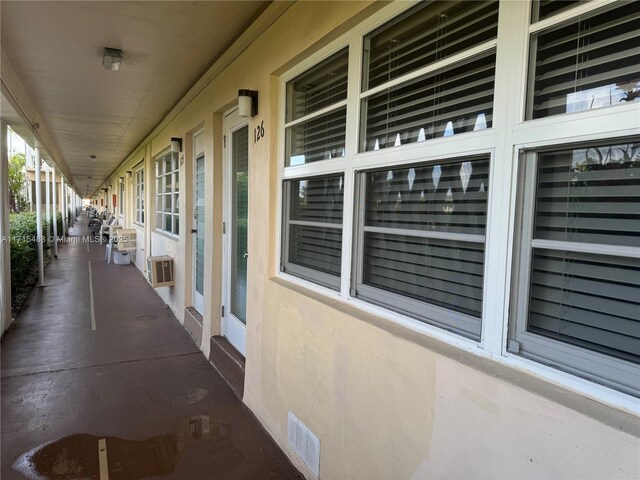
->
<box><xmin>172</xmin><ymin>193</ymin><xmax>179</xmax><ymax>214</ymax></box>
<box><xmin>173</xmin><ymin>215</ymin><xmax>179</xmax><ymax>236</ymax></box>
<box><xmin>365</xmin><ymin>157</ymin><xmax>490</xmax><ymax>236</ymax></box>
<box><xmin>165</xmin><ymin>173</ymin><xmax>172</xmax><ymax>193</ymax></box>
<box><xmin>528</xmin><ymin>249</ymin><xmax>639</xmax><ymax>363</ymax></box>
<box><xmin>285</xmin><ymin>107</ymin><xmax>346</xmax><ymax>166</ymax></box>
<box><xmin>531</xmin><ymin>0</ymin><xmax>589</xmax><ymax>23</ymax></box>
<box><xmin>156</xmin><ymin>159</ymin><xmax>162</xmax><ymax>177</ymax></box>
<box><xmin>286</xmin><ymin>48</ymin><xmax>349</xmax><ymax>122</ymax></box>
<box><xmin>290</xmin><ymin>225</ymin><xmax>342</xmax><ymax>277</ymax></box>
<box><xmin>363</xmin><ymin>232</ymin><xmax>484</xmax><ymax>318</ymax></box>
<box><xmin>165</xmin><ymin>156</ymin><xmax>172</xmax><ymax>176</ymax></box>
<box><xmin>156</xmin><ymin>177</ymin><xmax>162</xmax><ymax>195</ymax></box>
<box><xmin>156</xmin><ymin>212</ymin><xmax>162</xmax><ymax>229</ymax></box>
<box><xmin>533</xmin><ymin>142</ymin><xmax>640</xmax><ymax>247</ymax></box>
<box><xmin>164</xmin><ymin>194</ymin><xmax>171</xmax><ymax>213</ymax></box>
<box><xmin>290</xmin><ymin>175</ymin><xmax>344</xmax><ymax>224</ymax></box>
<box><xmin>174</xmin><ymin>169</ymin><xmax>179</xmax><ymax>191</ymax></box>
<box><xmin>363</xmin><ymin>1</ymin><xmax>498</xmax><ymax>90</ymax></box>
<box><xmin>164</xmin><ymin>213</ymin><xmax>172</xmax><ymax>232</ymax></box>
<box><xmin>231</xmin><ymin>125</ymin><xmax>249</xmax><ymax>324</ymax></box>
<box><xmin>527</xmin><ymin>2</ymin><xmax>640</xmax><ymax>119</ymax></box>
<box><xmin>361</xmin><ymin>50</ymin><xmax>495</xmax><ymax>152</ymax></box>
<box><xmin>196</xmin><ymin>155</ymin><xmax>205</xmax><ymax>295</ymax></box>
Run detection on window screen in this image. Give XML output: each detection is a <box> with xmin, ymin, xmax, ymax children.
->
<box><xmin>282</xmin><ymin>175</ymin><xmax>344</xmax><ymax>290</ymax></box>
<box><xmin>135</xmin><ymin>169</ymin><xmax>144</xmax><ymax>225</ymax></box>
<box><xmin>527</xmin><ymin>1</ymin><xmax>640</xmax><ymax>119</ymax></box>
<box><xmin>355</xmin><ymin>156</ymin><xmax>490</xmax><ymax>339</ymax></box>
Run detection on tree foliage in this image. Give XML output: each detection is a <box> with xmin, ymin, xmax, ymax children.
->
<box><xmin>8</xmin><ymin>153</ymin><xmax>28</xmax><ymax>212</ymax></box>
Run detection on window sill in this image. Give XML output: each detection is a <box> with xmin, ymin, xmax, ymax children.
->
<box><xmin>271</xmin><ymin>272</ymin><xmax>640</xmax><ymax>417</ymax></box>
<box><xmin>153</xmin><ymin>229</ymin><xmax>179</xmax><ymax>242</ymax></box>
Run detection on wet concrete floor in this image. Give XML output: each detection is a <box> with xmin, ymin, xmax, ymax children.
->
<box><xmin>2</xmin><ymin>215</ymin><xmax>303</xmax><ymax>479</ymax></box>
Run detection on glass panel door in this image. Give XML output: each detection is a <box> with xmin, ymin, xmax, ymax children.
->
<box><xmin>193</xmin><ymin>151</ymin><xmax>205</xmax><ymax>313</ymax></box>
<box><xmin>231</xmin><ymin>126</ymin><xmax>249</xmax><ymax>323</ymax></box>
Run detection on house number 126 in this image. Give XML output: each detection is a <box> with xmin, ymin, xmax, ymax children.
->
<box><xmin>254</xmin><ymin>121</ymin><xmax>265</xmax><ymax>143</ymax></box>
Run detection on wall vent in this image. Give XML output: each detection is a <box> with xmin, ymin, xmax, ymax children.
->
<box><xmin>287</xmin><ymin>411</ymin><xmax>320</xmax><ymax>476</ymax></box>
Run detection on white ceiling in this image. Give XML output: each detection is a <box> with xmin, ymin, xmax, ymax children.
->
<box><xmin>1</xmin><ymin>1</ymin><xmax>268</xmax><ymax>196</ymax></box>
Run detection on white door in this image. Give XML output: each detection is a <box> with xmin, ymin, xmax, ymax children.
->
<box><xmin>222</xmin><ymin>109</ymin><xmax>249</xmax><ymax>356</ymax></box>
<box><xmin>192</xmin><ymin>132</ymin><xmax>205</xmax><ymax>314</ymax></box>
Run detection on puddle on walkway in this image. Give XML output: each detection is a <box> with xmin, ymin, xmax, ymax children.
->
<box><xmin>13</xmin><ymin>416</ymin><xmax>244</xmax><ymax>479</ymax></box>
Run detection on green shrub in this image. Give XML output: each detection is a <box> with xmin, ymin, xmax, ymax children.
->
<box><xmin>8</xmin><ymin>211</ymin><xmax>56</xmax><ymax>313</ymax></box>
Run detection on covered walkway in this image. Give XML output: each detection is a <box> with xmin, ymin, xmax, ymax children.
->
<box><xmin>1</xmin><ymin>214</ymin><xmax>303</xmax><ymax>479</ymax></box>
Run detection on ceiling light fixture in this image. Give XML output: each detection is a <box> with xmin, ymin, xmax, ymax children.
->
<box><xmin>102</xmin><ymin>47</ymin><xmax>123</xmax><ymax>71</ymax></box>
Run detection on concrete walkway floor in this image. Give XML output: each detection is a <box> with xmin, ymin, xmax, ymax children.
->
<box><xmin>1</xmin><ymin>215</ymin><xmax>303</xmax><ymax>480</ymax></box>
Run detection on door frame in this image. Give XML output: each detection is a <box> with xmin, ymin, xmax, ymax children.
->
<box><xmin>222</xmin><ymin>107</ymin><xmax>249</xmax><ymax>356</ymax></box>
<box><xmin>192</xmin><ymin>129</ymin><xmax>205</xmax><ymax>314</ymax></box>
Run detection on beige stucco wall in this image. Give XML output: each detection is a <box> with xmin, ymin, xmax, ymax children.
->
<box><xmin>98</xmin><ymin>1</ymin><xmax>640</xmax><ymax>479</ymax></box>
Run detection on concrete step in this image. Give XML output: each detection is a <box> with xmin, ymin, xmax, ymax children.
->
<box><xmin>209</xmin><ymin>335</ymin><xmax>245</xmax><ymax>399</ymax></box>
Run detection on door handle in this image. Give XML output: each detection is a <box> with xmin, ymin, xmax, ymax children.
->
<box><xmin>243</xmin><ymin>252</ymin><xmax>248</xmax><ymax>259</ymax></box>
<box><xmin>191</xmin><ymin>228</ymin><xmax>197</xmax><ymax>234</ymax></box>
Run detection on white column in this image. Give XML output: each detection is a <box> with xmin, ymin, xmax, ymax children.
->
<box><xmin>61</xmin><ymin>177</ymin><xmax>67</xmax><ymax>240</ymax></box>
<box><xmin>45</xmin><ymin>162</ymin><xmax>51</xmax><ymax>243</ymax></box>
<box><xmin>51</xmin><ymin>168</ymin><xmax>58</xmax><ymax>257</ymax></box>
<box><xmin>0</xmin><ymin>120</ymin><xmax>12</xmax><ymax>333</ymax></box>
<box><xmin>34</xmin><ymin>148</ymin><xmax>45</xmax><ymax>286</ymax></box>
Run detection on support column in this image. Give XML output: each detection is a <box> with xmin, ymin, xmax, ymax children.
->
<box><xmin>45</xmin><ymin>162</ymin><xmax>51</xmax><ymax>244</ymax></box>
<box><xmin>61</xmin><ymin>177</ymin><xmax>67</xmax><ymax>240</ymax></box>
<box><xmin>0</xmin><ymin>120</ymin><xmax>12</xmax><ymax>333</ymax></box>
<box><xmin>34</xmin><ymin>148</ymin><xmax>45</xmax><ymax>286</ymax></box>
<box><xmin>51</xmin><ymin>168</ymin><xmax>58</xmax><ymax>257</ymax></box>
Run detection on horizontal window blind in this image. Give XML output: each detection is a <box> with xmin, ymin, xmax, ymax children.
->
<box><xmin>361</xmin><ymin>51</ymin><xmax>495</xmax><ymax>152</ymax></box>
<box><xmin>363</xmin><ymin>1</ymin><xmax>498</xmax><ymax>90</ymax></box>
<box><xmin>283</xmin><ymin>175</ymin><xmax>344</xmax><ymax>287</ymax></box>
<box><xmin>534</xmin><ymin>142</ymin><xmax>640</xmax><ymax>247</ymax></box>
<box><xmin>286</xmin><ymin>107</ymin><xmax>346</xmax><ymax>166</ymax></box>
<box><xmin>286</xmin><ymin>48</ymin><xmax>348</xmax><ymax>122</ymax></box>
<box><xmin>531</xmin><ymin>0</ymin><xmax>587</xmax><ymax>23</ymax></box>
<box><xmin>528</xmin><ymin>249</ymin><xmax>640</xmax><ymax>364</ymax></box>
<box><xmin>527</xmin><ymin>1</ymin><xmax>640</xmax><ymax>119</ymax></box>
<box><xmin>365</xmin><ymin>159</ymin><xmax>489</xmax><ymax>236</ymax></box>
<box><xmin>363</xmin><ymin>233</ymin><xmax>484</xmax><ymax>318</ymax></box>
<box><xmin>356</xmin><ymin>156</ymin><xmax>489</xmax><ymax>337</ymax></box>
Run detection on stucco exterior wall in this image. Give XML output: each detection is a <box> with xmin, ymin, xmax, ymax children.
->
<box><xmin>98</xmin><ymin>2</ymin><xmax>639</xmax><ymax>479</ymax></box>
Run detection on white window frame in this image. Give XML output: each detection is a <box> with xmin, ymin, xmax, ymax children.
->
<box><xmin>134</xmin><ymin>166</ymin><xmax>144</xmax><ymax>226</ymax></box>
<box><xmin>276</xmin><ymin>0</ymin><xmax>640</xmax><ymax>412</ymax></box>
<box><xmin>155</xmin><ymin>148</ymin><xmax>180</xmax><ymax>237</ymax></box>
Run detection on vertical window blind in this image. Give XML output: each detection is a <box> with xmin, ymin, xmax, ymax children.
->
<box><xmin>356</xmin><ymin>156</ymin><xmax>490</xmax><ymax>339</ymax></box>
<box><xmin>527</xmin><ymin>1</ymin><xmax>640</xmax><ymax>119</ymax></box>
<box><xmin>285</xmin><ymin>49</ymin><xmax>348</xmax><ymax>167</ymax></box>
<box><xmin>283</xmin><ymin>175</ymin><xmax>344</xmax><ymax>290</ymax></box>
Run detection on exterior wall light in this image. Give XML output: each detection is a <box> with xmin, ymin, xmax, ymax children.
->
<box><xmin>238</xmin><ymin>89</ymin><xmax>258</xmax><ymax>118</ymax></box>
<box><xmin>102</xmin><ymin>47</ymin><xmax>123</xmax><ymax>71</ymax></box>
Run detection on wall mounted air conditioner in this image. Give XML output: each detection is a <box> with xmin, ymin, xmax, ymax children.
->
<box><xmin>147</xmin><ymin>255</ymin><xmax>174</xmax><ymax>288</ymax></box>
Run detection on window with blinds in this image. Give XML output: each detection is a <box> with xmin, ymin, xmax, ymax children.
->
<box><xmin>511</xmin><ymin>141</ymin><xmax>640</xmax><ymax>396</ymax></box>
<box><xmin>354</xmin><ymin>156</ymin><xmax>490</xmax><ymax>339</ymax></box>
<box><xmin>527</xmin><ymin>1</ymin><xmax>640</xmax><ymax>119</ymax></box>
<box><xmin>285</xmin><ymin>49</ymin><xmax>348</xmax><ymax>167</ymax></box>
<box><xmin>155</xmin><ymin>151</ymin><xmax>179</xmax><ymax>236</ymax></box>
<box><xmin>282</xmin><ymin>175</ymin><xmax>344</xmax><ymax>290</ymax></box>
<box><xmin>531</xmin><ymin>0</ymin><xmax>589</xmax><ymax>23</ymax></box>
<box><xmin>360</xmin><ymin>1</ymin><xmax>498</xmax><ymax>152</ymax></box>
